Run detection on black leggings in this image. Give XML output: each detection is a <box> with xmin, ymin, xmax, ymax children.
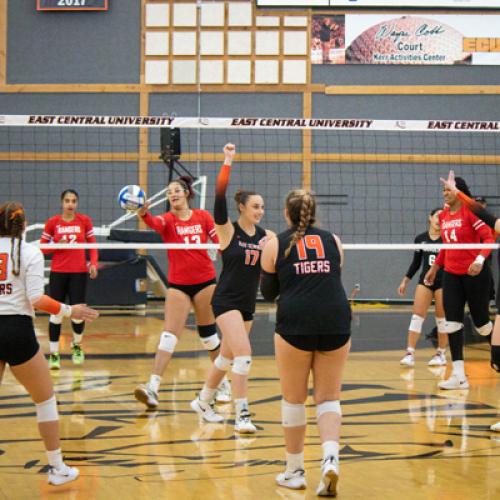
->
<box><xmin>443</xmin><ymin>266</ymin><xmax>491</xmax><ymax>362</ymax></box>
<box><xmin>48</xmin><ymin>272</ymin><xmax>88</xmax><ymax>341</ymax></box>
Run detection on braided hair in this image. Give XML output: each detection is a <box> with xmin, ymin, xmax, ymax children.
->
<box><xmin>0</xmin><ymin>201</ymin><xmax>25</xmax><ymax>276</ymax></box>
<box><xmin>284</xmin><ymin>190</ymin><xmax>316</xmax><ymax>258</ymax></box>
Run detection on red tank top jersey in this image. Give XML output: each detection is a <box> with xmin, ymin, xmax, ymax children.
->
<box><xmin>40</xmin><ymin>213</ymin><xmax>98</xmax><ymax>273</ymax></box>
<box><xmin>141</xmin><ymin>209</ymin><xmax>218</xmax><ymax>285</ymax></box>
<box><xmin>435</xmin><ymin>204</ymin><xmax>494</xmax><ymax>275</ymax></box>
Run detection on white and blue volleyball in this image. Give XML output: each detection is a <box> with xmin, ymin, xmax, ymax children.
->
<box><xmin>118</xmin><ymin>185</ymin><xmax>146</xmax><ymax>211</ymax></box>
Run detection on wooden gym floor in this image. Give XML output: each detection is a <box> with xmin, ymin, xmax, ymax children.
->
<box><xmin>0</xmin><ymin>306</ymin><xmax>499</xmax><ymax>499</ymax></box>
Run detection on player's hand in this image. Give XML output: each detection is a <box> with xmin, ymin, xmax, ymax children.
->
<box><xmin>89</xmin><ymin>265</ymin><xmax>98</xmax><ymax>279</ymax></box>
<box><xmin>137</xmin><ymin>201</ymin><xmax>151</xmax><ymax>217</ymax></box>
<box><xmin>440</xmin><ymin>170</ymin><xmax>457</xmax><ymax>193</ymax></box>
<box><xmin>467</xmin><ymin>261</ymin><xmax>483</xmax><ymax>276</ymax></box>
<box><xmin>423</xmin><ymin>269</ymin><xmax>436</xmax><ymax>286</ymax></box>
<box><xmin>223</xmin><ymin>143</ymin><xmax>236</xmax><ymax>165</ymax></box>
<box><xmin>398</xmin><ymin>279</ymin><xmax>407</xmax><ymax>296</ymax></box>
<box><xmin>70</xmin><ymin>304</ymin><xmax>99</xmax><ymax>322</ymax></box>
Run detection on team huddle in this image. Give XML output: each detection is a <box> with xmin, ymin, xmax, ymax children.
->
<box><xmin>0</xmin><ymin>141</ymin><xmax>499</xmax><ymax>495</ymax></box>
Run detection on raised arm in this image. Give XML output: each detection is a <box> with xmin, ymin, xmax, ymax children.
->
<box><xmin>441</xmin><ymin>169</ymin><xmax>500</xmax><ymax>233</ymax></box>
<box><xmin>214</xmin><ymin>143</ymin><xmax>236</xmax><ymax>250</ymax></box>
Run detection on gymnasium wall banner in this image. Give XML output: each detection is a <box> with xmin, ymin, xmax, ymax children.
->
<box><xmin>311</xmin><ymin>14</ymin><xmax>500</xmax><ymax>65</ymax></box>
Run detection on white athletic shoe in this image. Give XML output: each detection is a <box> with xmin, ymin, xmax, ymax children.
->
<box><xmin>275</xmin><ymin>469</ymin><xmax>307</xmax><ymax>490</ymax></box>
<box><xmin>400</xmin><ymin>352</ymin><xmax>415</xmax><ymax>367</ymax></box>
<box><xmin>428</xmin><ymin>351</ymin><xmax>447</xmax><ymax>366</ymax></box>
<box><xmin>490</xmin><ymin>421</ymin><xmax>500</xmax><ymax>432</ymax></box>
<box><xmin>234</xmin><ymin>409</ymin><xmax>257</xmax><ymax>434</ymax></box>
<box><xmin>316</xmin><ymin>455</ymin><xmax>339</xmax><ymax>497</ymax></box>
<box><xmin>48</xmin><ymin>464</ymin><xmax>79</xmax><ymax>486</ymax></box>
<box><xmin>134</xmin><ymin>384</ymin><xmax>159</xmax><ymax>409</ymax></box>
<box><xmin>215</xmin><ymin>378</ymin><xmax>232</xmax><ymax>403</ymax></box>
<box><xmin>190</xmin><ymin>396</ymin><xmax>225</xmax><ymax>423</ymax></box>
<box><xmin>438</xmin><ymin>374</ymin><xmax>469</xmax><ymax>390</ymax></box>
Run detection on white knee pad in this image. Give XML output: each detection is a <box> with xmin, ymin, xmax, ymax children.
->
<box><xmin>158</xmin><ymin>331</ymin><xmax>178</xmax><ymax>353</ymax></box>
<box><xmin>476</xmin><ymin>321</ymin><xmax>493</xmax><ymax>337</ymax></box>
<box><xmin>409</xmin><ymin>314</ymin><xmax>425</xmax><ymax>334</ymax></box>
<box><xmin>71</xmin><ymin>319</ymin><xmax>84</xmax><ymax>325</ymax></box>
<box><xmin>281</xmin><ymin>399</ymin><xmax>306</xmax><ymax>427</ymax></box>
<box><xmin>317</xmin><ymin>400</ymin><xmax>341</xmax><ymax>419</ymax></box>
<box><xmin>445</xmin><ymin>321</ymin><xmax>463</xmax><ymax>334</ymax></box>
<box><xmin>232</xmin><ymin>355</ymin><xmax>252</xmax><ymax>376</ymax></box>
<box><xmin>214</xmin><ymin>354</ymin><xmax>232</xmax><ymax>371</ymax></box>
<box><xmin>49</xmin><ymin>314</ymin><xmax>63</xmax><ymax>325</ymax></box>
<box><xmin>200</xmin><ymin>334</ymin><xmax>220</xmax><ymax>352</ymax></box>
<box><xmin>435</xmin><ymin>317</ymin><xmax>447</xmax><ymax>333</ymax></box>
<box><xmin>36</xmin><ymin>395</ymin><xmax>58</xmax><ymax>423</ymax></box>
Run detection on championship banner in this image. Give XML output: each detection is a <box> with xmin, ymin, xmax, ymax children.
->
<box><xmin>311</xmin><ymin>14</ymin><xmax>500</xmax><ymax>65</ymax></box>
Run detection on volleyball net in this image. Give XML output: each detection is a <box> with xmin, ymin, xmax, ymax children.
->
<box><xmin>1</xmin><ymin>114</ymin><xmax>499</xmax><ymax>251</ymax></box>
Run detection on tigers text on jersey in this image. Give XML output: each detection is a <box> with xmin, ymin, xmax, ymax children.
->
<box><xmin>275</xmin><ymin>227</ymin><xmax>351</xmax><ymax>336</ymax></box>
<box><xmin>211</xmin><ymin>222</ymin><xmax>267</xmax><ymax>313</ymax></box>
<box><xmin>405</xmin><ymin>231</ymin><xmax>443</xmax><ymax>283</ymax></box>
<box><xmin>435</xmin><ymin>205</ymin><xmax>494</xmax><ymax>275</ymax></box>
<box><xmin>40</xmin><ymin>213</ymin><xmax>97</xmax><ymax>273</ymax></box>
<box><xmin>141</xmin><ymin>209</ymin><xmax>217</xmax><ymax>285</ymax></box>
<box><xmin>0</xmin><ymin>238</ymin><xmax>44</xmax><ymax>317</ymax></box>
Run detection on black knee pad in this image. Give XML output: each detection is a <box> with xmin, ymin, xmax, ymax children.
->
<box><xmin>71</xmin><ymin>321</ymin><xmax>85</xmax><ymax>335</ymax></box>
<box><xmin>197</xmin><ymin>324</ymin><xmax>220</xmax><ymax>351</ymax></box>
<box><xmin>491</xmin><ymin>345</ymin><xmax>500</xmax><ymax>373</ymax></box>
<box><xmin>197</xmin><ymin>324</ymin><xmax>216</xmax><ymax>339</ymax></box>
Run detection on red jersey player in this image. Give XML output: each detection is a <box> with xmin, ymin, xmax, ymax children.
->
<box><xmin>134</xmin><ymin>176</ymin><xmax>230</xmax><ymax>409</ymax></box>
<box><xmin>40</xmin><ymin>189</ymin><xmax>98</xmax><ymax>369</ymax></box>
<box><xmin>425</xmin><ymin>176</ymin><xmax>494</xmax><ymax>390</ymax></box>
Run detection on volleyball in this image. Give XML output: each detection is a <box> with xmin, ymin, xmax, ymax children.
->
<box><xmin>118</xmin><ymin>185</ymin><xmax>146</xmax><ymax>211</ymax></box>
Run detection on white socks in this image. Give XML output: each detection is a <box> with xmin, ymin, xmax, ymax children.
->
<box><xmin>452</xmin><ymin>360</ymin><xmax>465</xmax><ymax>379</ymax></box>
<box><xmin>46</xmin><ymin>448</ymin><xmax>64</xmax><ymax>470</ymax></box>
<box><xmin>286</xmin><ymin>451</ymin><xmax>304</xmax><ymax>472</ymax></box>
<box><xmin>322</xmin><ymin>440</ymin><xmax>339</xmax><ymax>461</ymax></box>
<box><xmin>199</xmin><ymin>384</ymin><xmax>217</xmax><ymax>403</ymax></box>
<box><xmin>73</xmin><ymin>333</ymin><xmax>83</xmax><ymax>345</ymax></box>
<box><xmin>234</xmin><ymin>398</ymin><xmax>248</xmax><ymax>418</ymax></box>
<box><xmin>149</xmin><ymin>374</ymin><xmax>161</xmax><ymax>393</ymax></box>
<box><xmin>49</xmin><ymin>342</ymin><xmax>59</xmax><ymax>354</ymax></box>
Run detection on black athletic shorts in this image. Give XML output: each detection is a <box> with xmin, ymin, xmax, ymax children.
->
<box><xmin>211</xmin><ymin>304</ymin><xmax>254</xmax><ymax>322</ymax></box>
<box><xmin>168</xmin><ymin>278</ymin><xmax>216</xmax><ymax>299</ymax></box>
<box><xmin>0</xmin><ymin>315</ymin><xmax>40</xmax><ymax>366</ymax></box>
<box><xmin>278</xmin><ymin>333</ymin><xmax>351</xmax><ymax>352</ymax></box>
<box><xmin>443</xmin><ymin>266</ymin><xmax>491</xmax><ymax>327</ymax></box>
<box><xmin>49</xmin><ymin>271</ymin><xmax>88</xmax><ymax>304</ymax></box>
<box><xmin>418</xmin><ymin>275</ymin><xmax>442</xmax><ymax>292</ymax></box>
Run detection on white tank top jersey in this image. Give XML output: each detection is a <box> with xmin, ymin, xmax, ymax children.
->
<box><xmin>0</xmin><ymin>237</ymin><xmax>45</xmax><ymax>317</ymax></box>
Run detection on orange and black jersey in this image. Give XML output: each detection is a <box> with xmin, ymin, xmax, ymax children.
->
<box><xmin>274</xmin><ymin>227</ymin><xmax>350</xmax><ymax>337</ymax></box>
<box><xmin>211</xmin><ymin>222</ymin><xmax>267</xmax><ymax>314</ymax></box>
